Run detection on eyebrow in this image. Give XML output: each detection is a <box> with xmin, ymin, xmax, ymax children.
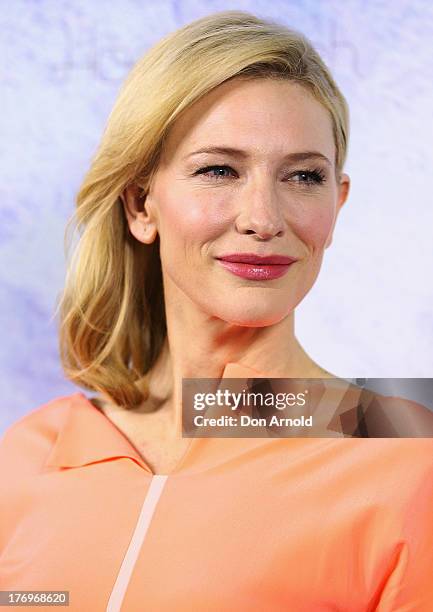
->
<box><xmin>184</xmin><ymin>146</ymin><xmax>332</xmax><ymax>166</ymax></box>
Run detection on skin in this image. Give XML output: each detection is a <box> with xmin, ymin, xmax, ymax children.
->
<box><xmin>97</xmin><ymin>77</ymin><xmax>350</xmax><ymax>443</ymax></box>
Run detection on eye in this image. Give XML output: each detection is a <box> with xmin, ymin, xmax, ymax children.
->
<box><xmin>194</xmin><ymin>165</ymin><xmax>236</xmax><ymax>180</ymax></box>
<box><xmin>192</xmin><ymin>165</ymin><xmax>327</xmax><ymax>186</ymax></box>
<box><xmin>288</xmin><ymin>168</ymin><xmax>327</xmax><ymax>186</ymax></box>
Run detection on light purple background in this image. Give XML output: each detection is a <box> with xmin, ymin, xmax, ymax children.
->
<box><xmin>1</xmin><ymin>0</ymin><xmax>432</xmax><ymax>432</ymax></box>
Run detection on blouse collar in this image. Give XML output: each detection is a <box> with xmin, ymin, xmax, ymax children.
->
<box><xmin>44</xmin><ymin>361</ymin><xmax>265</xmax><ymax>470</ymax></box>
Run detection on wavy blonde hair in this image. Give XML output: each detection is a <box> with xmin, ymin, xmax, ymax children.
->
<box><xmin>55</xmin><ymin>10</ymin><xmax>350</xmax><ymax>409</ymax></box>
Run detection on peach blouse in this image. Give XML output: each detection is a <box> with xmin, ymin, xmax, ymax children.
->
<box><xmin>1</xmin><ymin>362</ymin><xmax>432</xmax><ymax>611</ymax></box>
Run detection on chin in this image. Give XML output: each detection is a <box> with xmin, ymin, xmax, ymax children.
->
<box><xmin>212</xmin><ymin>301</ymin><xmax>292</xmax><ymax>327</ymax></box>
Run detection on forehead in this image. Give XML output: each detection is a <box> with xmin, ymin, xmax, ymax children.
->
<box><xmin>161</xmin><ymin>77</ymin><xmax>335</xmax><ymax>164</ymax></box>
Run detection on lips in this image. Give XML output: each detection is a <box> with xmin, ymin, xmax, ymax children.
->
<box><xmin>215</xmin><ymin>253</ymin><xmax>297</xmax><ymax>281</ymax></box>
<box><xmin>216</xmin><ymin>253</ymin><xmax>297</xmax><ymax>265</ymax></box>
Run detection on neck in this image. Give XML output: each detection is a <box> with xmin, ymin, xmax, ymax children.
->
<box><xmin>140</xmin><ymin>304</ymin><xmax>328</xmax><ymax>436</ymax></box>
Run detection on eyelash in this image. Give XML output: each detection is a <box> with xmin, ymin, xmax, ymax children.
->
<box><xmin>194</xmin><ymin>165</ymin><xmax>327</xmax><ymax>186</ymax></box>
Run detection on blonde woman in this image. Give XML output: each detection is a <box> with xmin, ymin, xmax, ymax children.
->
<box><xmin>1</xmin><ymin>11</ymin><xmax>432</xmax><ymax>611</ymax></box>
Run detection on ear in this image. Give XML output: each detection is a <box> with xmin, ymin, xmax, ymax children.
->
<box><xmin>325</xmin><ymin>172</ymin><xmax>350</xmax><ymax>249</ymax></box>
<box><xmin>121</xmin><ymin>184</ymin><xmax>158</xmax><ymax>244</ymax></box>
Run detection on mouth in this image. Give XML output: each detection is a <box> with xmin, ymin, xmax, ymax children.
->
<box><xmin>216</xmin><ymin>253</ymin><xmax>297</xmax><ymax>265</ymax></box>
<box><xmin>215</xmin><ymin>253</ymin><xmax>297</xmax><ymax>281</ymax></box>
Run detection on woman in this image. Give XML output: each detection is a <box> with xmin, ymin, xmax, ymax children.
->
<box><xmin>1</xmin><ymin>10</ymin><xmax>432</xmax><ymax>611</ymax></box>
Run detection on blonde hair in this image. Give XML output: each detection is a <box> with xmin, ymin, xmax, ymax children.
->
<box><xmin>56</xmin><ymin>10</ymin><xmax>350</xmax><ymax>409</ymax></box>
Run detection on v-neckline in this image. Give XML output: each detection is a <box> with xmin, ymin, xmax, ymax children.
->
<box><xmin>78</xmin><ymin>361</ymin><xmax>268</xmax><ymax>476</ymax></box>
<box><xmin>84</xmin><ymin>394</ymin><xmax>201</xmax><ymax>477</ymax></box>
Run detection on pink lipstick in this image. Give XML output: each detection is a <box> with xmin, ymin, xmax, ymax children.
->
<box><xmin>216</xmin><ymin>253</ymin><xmax>297</xmax><ymax>281</ymax></box>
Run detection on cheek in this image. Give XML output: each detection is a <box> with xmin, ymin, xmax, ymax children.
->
<box><xmin>157</xmin><ymin>187</ymin><xmax>336</xmax><ymax>258</ymax></box>
<box><xmin>160</xmin><ymin>193</ymin><xmax>224</xmax><ymax>244</ymax></box>
<box><xmin>289</xmin><ymin>199</ymin><xmax>336</xmax><ymax>249</ymax></box>
<box><xmin>157</xmin><ymin>194</ymin><xmax>223</xmax><ymax>269</ymax></box>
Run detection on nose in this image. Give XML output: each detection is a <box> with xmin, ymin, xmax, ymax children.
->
<box><xmin>235</xmin><ymin>176</ymin><xmax>285</xmax><ymax>239</ymax></box>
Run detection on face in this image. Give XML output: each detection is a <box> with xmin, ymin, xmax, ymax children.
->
<box><xmin>123</xmin><ymin>77</ymin><xmax>350</xmax><ymax>326</ymax></box>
